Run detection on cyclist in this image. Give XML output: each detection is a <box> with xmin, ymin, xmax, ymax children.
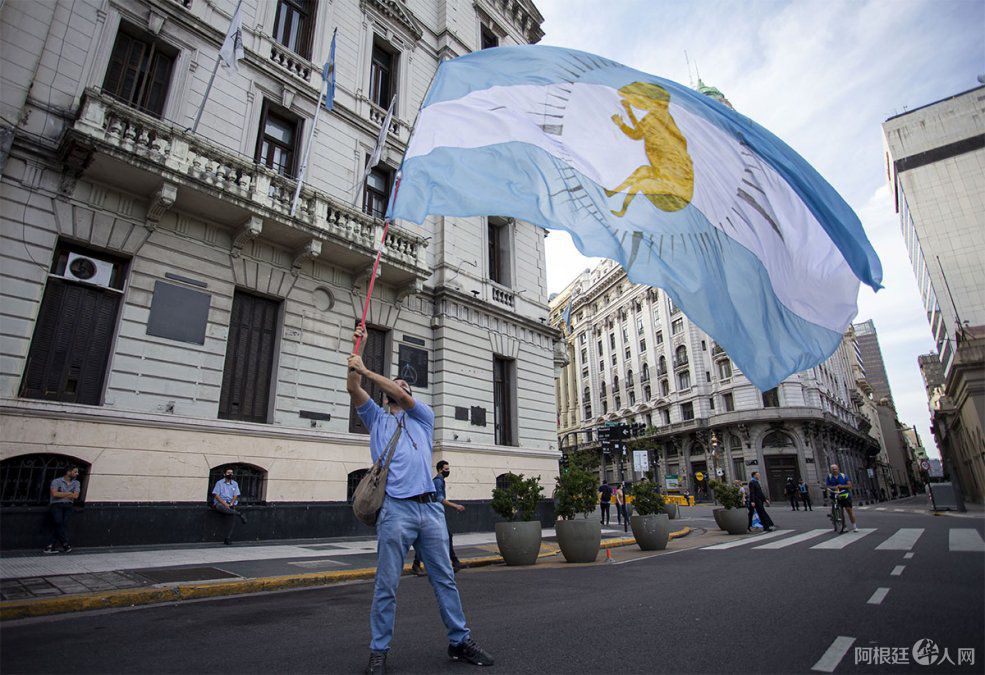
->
<box><xmin>825</xmin><ymin>464</ymin><xmax>858</xmax><ymax>532</ymax></box>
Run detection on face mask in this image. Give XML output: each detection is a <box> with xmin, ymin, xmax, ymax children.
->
<box><xmin>442</xmin><ymin>470</ymin><xmax>450</xmax><ymax>477</ymax></box>
<box><xmin>225</xmin><ymin>476</ymin><xmax>233</xmax><ymax>481</ymax></box>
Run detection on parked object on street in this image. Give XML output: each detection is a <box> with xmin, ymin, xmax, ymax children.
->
<box><xmin>554</xmin><ymin>465</ymin><xmax>602</xmax><ymax>563</ymax></box>
<box><xmin>491</xmin><ymin>473</ymin><xmax>544</xmax><ymax>566</ymax></box>
<box><xmin>42</xmin><ymin>466</ymin><xmax>81</xmax><ymax>555</ymax></box>
<box><xmin>629</xmin><ymin>481</ymin><xmax>671</xmax><ymax>551</ymax></box>
<box><xmin>662</xmin><ymin>501</ymin><xmax>680</xmax><ymax>519</ymax></box>
<box><xmin>709</xmin><ymin>480</ymin><xmax>748</xmax><ymax>534</ymax></box>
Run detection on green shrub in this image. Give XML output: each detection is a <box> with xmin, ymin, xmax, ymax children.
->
<box><xmin>630</xmin><ymin>480</ymin><xmax>665</xmax><ymax>516</ymax></box>
<box><xmin>708</xmin><ymin>479</ymin><xmax>744</xmax><ymax>510</ymax></box>
<box><xmin>553</xmin><ymin>465</ymin><xmax>599</xmax><ymax>520</ymax></box>
<box><xmin>491</xmin><ymin>473</ymin><xmax>544</xmax><ymax>521</ymax></box>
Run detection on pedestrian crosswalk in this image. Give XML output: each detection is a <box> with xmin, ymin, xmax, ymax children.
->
<box><xmin>700</xmin><ymin>527</ymin><xmax>985</xmax><ymax>552</ymax></box>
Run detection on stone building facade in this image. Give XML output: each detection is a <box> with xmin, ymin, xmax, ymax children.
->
<box><xmin>551</xmin><ymin>259</ymin><xmax>884</xmax><ymax>505</ymax></box>
<box><xmin>883</xmin><ymin>85</ymin><xmax>985</xmax><ymax>503</ymax></box>
<box><xmin>0</xmin><ymin>0</ymin><xmax>558</xmax><ymax>547</ymax></box>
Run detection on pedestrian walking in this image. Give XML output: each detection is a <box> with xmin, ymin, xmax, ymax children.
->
<box><xmin>615</xmin><ymin>483</ymin><xmax>629</xmax><ymax>532</ymax></box>
<box><xmin>797</xmin><ymin>479</ymin><xmax>813</xmax><ymax>511</ymax></box>
<box><xmin>784</xmin><ymin>477</ymin><xmax>800</xmax><ymax>511</ymax></box>
<box><xmin>347</xmin><ymin>326</ymin><xmax>492</xmax><ymax>674</ymax></box>
<box><xmin>598</xmin><ymin>482</ymin><xmax>613</xmax><ymax>525</ymax></box>
<box><xmin>212</xmin><ymin>469</ymin><xmax>248</xmax><ymax>545</ymax></box>
<box><xmin>412</xmin><ymin>460</ymin><xmax>465</xmax><ymax>575</ymax></box>
<box><xmin>42</xmin><ymin>466</ymin><xmax>80</xmax><ymax>554</ymax></box>
<box><xmin>748</xmin><ymin>471</ymin><xmax>775</xmax><ymax>532</ymax></box>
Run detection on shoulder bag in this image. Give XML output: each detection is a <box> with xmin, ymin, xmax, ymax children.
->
<box><xmin>352</xmin><ymin>418</ymin><xmax>403</xmax><ymax>527</ymax></box>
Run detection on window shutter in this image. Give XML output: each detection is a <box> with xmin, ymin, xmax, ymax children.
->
<box><xmin>349</xmin><ymin>327</ymin><xmax>387</xmax><ymax>434</ymax></box>
<box><xmin>219</xmin><ymin>291</ymin><xmax>279</xmax><ymax>423</ymax></box>
<box><xmin>20</xmin><ymin>280</ymin><xmax>119</xmax><ymax>405</ymax></box>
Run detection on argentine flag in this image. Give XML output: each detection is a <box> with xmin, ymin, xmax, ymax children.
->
<box><xmin>389</xmin><ymin>46</ymin><xmax>882</xmax><ymax>391</ymax></box>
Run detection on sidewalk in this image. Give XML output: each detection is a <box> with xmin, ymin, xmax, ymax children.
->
<box><xmin>1</xmin><ymin>524</ymin><xmax>691</xmax><ymax>619</ymax></box>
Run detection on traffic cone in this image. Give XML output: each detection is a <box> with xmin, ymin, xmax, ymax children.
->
<box><xmin>606</xmin><ymin>548</ymin><xmax>613</xmax><ymax>563</ymax></box>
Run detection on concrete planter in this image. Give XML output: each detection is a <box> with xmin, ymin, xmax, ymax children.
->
<box><xmin>630</xmin><ymin>513</ymin><xmax>671</xmax><ymax>551</ymax></box>
<box><xmin>662</xmin><ymin>503</ymin><xmax>679</xmax><ymax>520</ymax></box>
<box><xmin>555</xmin><ymin>518</ymin><xmax>601</xmax><ymax>563</ymax></box>
<box><xmin>712</xmin><ymin>507</ymin><xmax>726</xmax><ymax>529</ymax></box>
<box><xmin>494</xmin><ymin>521</ymin><xmax>542</xmax><ymax>566</ymax></box>
<box><xmin>718</xmin><ymin>507</ymin><xmax>749</xmax><ymax>535</ymax></box>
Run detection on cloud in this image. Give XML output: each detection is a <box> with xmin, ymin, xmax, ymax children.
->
<box><xmin>537</xmin><ymin>0</ymin><xmax>983</xmax><ymax>458</ymax></box>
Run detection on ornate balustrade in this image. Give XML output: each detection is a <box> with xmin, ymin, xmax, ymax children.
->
<box><xmin>64</xmin><ymin>89</ymin><xmax>428</xmax><ymax>280</ymax></box>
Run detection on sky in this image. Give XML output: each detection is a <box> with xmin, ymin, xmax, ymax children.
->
<box><xmin>535</xmin><ymin>0</ymin><xmax>985</xmax><ymax>459</ymax></box>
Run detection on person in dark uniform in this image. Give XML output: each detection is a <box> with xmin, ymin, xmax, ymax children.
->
<box><xmin>784</xmin><ymin>477</ymin><xmax>800</xmax><ymax>511</ymax></box>
<box><xmin>598</xmin><ymin>483</ymin><xmax>613</xmax><ymax>525</ymax></box>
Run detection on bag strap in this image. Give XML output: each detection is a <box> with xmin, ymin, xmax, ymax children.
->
<box><xmin>378</xmin><ymin>416</ymin><xmax>404</xmax><ymax>472</ymax></box>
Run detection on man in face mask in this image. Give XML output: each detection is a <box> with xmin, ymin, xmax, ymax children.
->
<box><xmin>412</xmin><ymin>460</ymin><xmax>465</xmax><ymax>575</ymax></box>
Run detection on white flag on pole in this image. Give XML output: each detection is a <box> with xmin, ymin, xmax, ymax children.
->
<box><xmin>367</xmin><ymin>96</ymin><xmax>396</xmax><ymax>171</ymax></box>
<box><xmin>218</xmin><ymin>2</ymin><xmax>245</xmax><ymax>71</ymax></box>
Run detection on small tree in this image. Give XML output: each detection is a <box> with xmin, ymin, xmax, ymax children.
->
<box><xmin>554</xmin><ymin>465</ymin><xmax>599</xmax><ymax>520</ymax></box>
<box><xmin>630</xmin><ymin>480</ymin><xmax>665</xmax><ymax>516</ymax></box>
<box><xmin>708</xmin><ymin>479</ymin><xmax>744</xmax><ymax>509</ymax></box>
<box><xmin>491</xmin><ymin>473</ymin><xmax>544</xmax><ymax>522</ymax></box>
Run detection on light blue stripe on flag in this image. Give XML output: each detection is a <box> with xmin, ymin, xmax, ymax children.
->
<box><xmin>322</xmin><ymin>28</ymin><xmax>337</xmax><ymax>112</ymax></box>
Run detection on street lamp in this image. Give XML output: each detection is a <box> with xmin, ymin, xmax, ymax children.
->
<box><xmin>710</xmin><ymin>431</ymin><xmax>721</xmax><ymax>483</ymax></box>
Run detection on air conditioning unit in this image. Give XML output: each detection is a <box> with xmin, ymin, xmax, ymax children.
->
<box><xmin>64</xmin><ymin>252</ymin><xmax>115</xmax><ymax>288</ymax></box>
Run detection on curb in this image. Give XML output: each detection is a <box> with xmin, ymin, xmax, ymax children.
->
<box><xmin>0</xmin><ymin>528</ymin><xmax>690</xmax><ymax>621</ymax></box>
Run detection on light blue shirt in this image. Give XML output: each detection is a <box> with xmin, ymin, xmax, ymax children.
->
<box><xmin>357</xmin><ymin>399</ymin><xmax>435</xmax><ymax>499</ymax></box>
<box><xmin>212</xmin><ymin>479</ymin><xmax>240</xmax><ymax>506</ymax></box>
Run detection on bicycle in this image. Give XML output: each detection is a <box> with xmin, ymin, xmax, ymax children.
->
<box><xmin>826</xmin><ymin>489</ymin><xmax>848</xmax><ymax>533</ymax></box>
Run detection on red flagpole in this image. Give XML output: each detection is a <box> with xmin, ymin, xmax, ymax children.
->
<box><xmin>352</xmin><ymin>173</ymin><xmax>401</xmax><ymax>356</ymax></box>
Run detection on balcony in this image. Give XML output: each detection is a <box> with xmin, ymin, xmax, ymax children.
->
<box><xmin>674</xmin><ymin>355</ymin><xmax>689</xmax><ymax>370</ymax></box>
<box><xmin>60</xmin><ymin>90</ymin><xmax>429</xmax><ymax>286</ymax></box>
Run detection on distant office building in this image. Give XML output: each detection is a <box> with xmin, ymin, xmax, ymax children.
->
<box><xmin>852</xmin><ymin>320</ymin><xmax>895</xmax><ymax>407</ymax></box>
<box><xmin>884</xmin><ymin>85</ymin><xmax>985</xmax><ymax>503</ymax></box>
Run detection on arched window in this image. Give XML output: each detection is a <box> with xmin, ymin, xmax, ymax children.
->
<box><xmin>627</xmin><ymin>370</ymin><xmax>634</xmax><ymax>386</ymax></box>
<box><xmin>582</xmin><ymin>387</ymin><xmax>591</xmax><ymax>402</ymax></box>
<box><xmin>675</xmin><ymin>345</ymin><xmax>688</xmax><ymax>367</ymax></box>
<box><xmin>613</xmin><ymin>375</ymin><xmax>619</xmax><ymax>391</ymax></box>
<box><xmin>495</xmin><ymin>473</ymin><xmax>512</xmax><ymax>491</ymax></box>
<box><xmin>347</xmin><ymin>469</ymin><xmax>370</xmax><ymax>502</ymax></box>
<box><xmin>658</xmin><ymin>355</ymin><xmax>667</xmax><ymax>374</ymax></box>
<box><xmin>207</xmin><ymin>463</ymin><xmax>267</xmax><ymax>505</ymax></box>
<box><xmin>644</xmin><ymin>385</ymin><xmax>652</xmax><ymax>400</ymax></box>
<box><xmin>600</xmin><ymin>381</ymin><xmax>607</xmax><ymax>397</ymax></box>
<box><xmin>762</xmin><ymin>431</ymin><xmax>794</xmax><ymax>449</ymax></box>
<box><xmin>641</xmin><ymin>362</ymin><xmax>650</xmax><ymax>381</ymax></box>
<box><xmin>660</xmin><ymin>379</ymin><xmax>670</xmax><ymax>396</ymax></box>
<box><xmin>0</xmin><ymin>454</ymin><xmax>90</xmax><ymax>507</ymax></box>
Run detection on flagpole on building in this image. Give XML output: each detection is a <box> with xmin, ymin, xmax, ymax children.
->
<box><xmin>290</xmin><ymin>78</ymin><xmax>328</xmax><ymax>217</ymax></box>
<box><xmin>188</xmin><ymin>0</ymin><xmax>244</xmax><ymax>134</ymax></box>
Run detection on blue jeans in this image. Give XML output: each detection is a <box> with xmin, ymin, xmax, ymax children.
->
<box><xmin>371</xmin><ymin>495</ymin><xmax>470</xmax><ymax>652</ymax></box>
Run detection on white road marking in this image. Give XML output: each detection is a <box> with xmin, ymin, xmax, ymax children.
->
<box><xmin>867</xmin><ymin>587</ymin><xmax>890</xmax><ymax>605</ymax></box>
<box><xmin>754</xmin><ymin>529</ymin><xmax>830</xmax><ymax>549</ymax></box>
<box><xmin>611</xmin><ymin>547</ymin><xmax>692</xmax><ymax>565</ymax></box>
<box><xmin>702</xmin><ymin>529</ymin><xmax>794</xmax><ymax>550</ymax></box>
<box><xmin>875</xmin><ymin>528</ymin><xmax>924</xmax><ymax>551</ymax></box>
<box><xmin>948</xmin><ymin>528</ymin><xmax>985</xmax><ymax>552</ymax></box>
<box><xmin>812</xmin><ymin>636</ymin><xmax>856</xmax><ymax>672</ymax></box>
<box><xmin>904</xmin><ymin>552</ymin><xmax>914</xmax><ymax>559</ymax></box>
<box><xmin>810</xmin><ymin>528</ymin><xmax>876</xmax><ymax>549</ymax></box>
<box><xmin>891</xmin><ymin>565</ymin><xmax>905</xmax><ymax>576</ymax></box>
<box><xmin>893</xmin><ymin>509</ymin><xmax>907</xmax><ymax>512</ymax></box>
<box><xmin>876</xmin><ymin>507</ymin><xmax>887</xmax><ymax>511</ymax></box>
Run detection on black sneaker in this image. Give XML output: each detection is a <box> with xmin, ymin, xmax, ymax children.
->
<box><xmin>365</xmin><ymin>651</ymin><xmax>387</xmax><ymax>674</ymax></box>
<box><xmin>62</xmin><ymin>544</ymin><xmax>72</xmax><ymax>553</ymax></box>
<box><xmin>452</xmin><ymin>560</ymin><xmax>462</xmax><ymax>574</ymax></box>
<box><xmin>448</xmin><ymin>638</ymin><xmax>494</xmax><ymax>666</ymax></box>
<box><xmin>42</xmin><ymin>545</ymin><xmax>59</xmax><ymax>555</ymax></box>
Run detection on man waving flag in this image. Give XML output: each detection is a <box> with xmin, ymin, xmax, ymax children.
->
<box><xmin>388</xmin><ymin>45</ymin><xmax>883</xmax><ymax>391</ymax></box>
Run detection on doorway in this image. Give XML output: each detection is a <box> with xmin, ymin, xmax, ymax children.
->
<box><xmin>764</xmin><ymin>455</ymin><xmax>801</xmax><ymax>502</ymax></box>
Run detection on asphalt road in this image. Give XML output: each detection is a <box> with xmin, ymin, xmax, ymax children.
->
<box><xmin>3</xmin><ymin>504</ymin><xmax>982</xmax><ymax>674</ymax></box>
